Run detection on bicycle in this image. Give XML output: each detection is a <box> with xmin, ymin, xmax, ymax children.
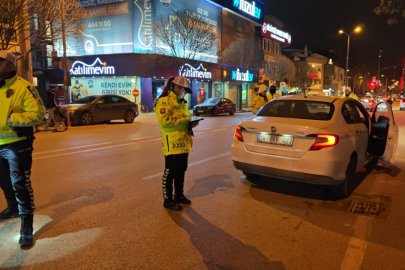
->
<box><xmin>139</xmin><ymin>103</ymin><xmax>149</xmax><ymax>113</ymax></box>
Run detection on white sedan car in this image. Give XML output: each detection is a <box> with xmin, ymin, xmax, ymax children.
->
<box><xmin>232</xmin><ymin>95</ymin><xmax>398</xmax><ymax>198</ymax></box>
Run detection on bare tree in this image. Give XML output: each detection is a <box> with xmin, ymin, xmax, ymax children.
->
<box><xmin>263</xmin><ymin>55</ymin><xmax>295</xmax><ymax>84</ymax></box>
<box><xmin>0</xmin><ymin>0</ymin><xmax>84</xmax><ymax>59</ymax></box>
<box><xmin>152</xmin><ymin>9</ymin><xmax>218</xmax><ymax>70</ymax></box>
<box><xmin>221</xmin><ymin>40</ymin><xmax>263</xmax><ymax>68</ymax></box>
<box><xmin>292</xmin><ymin>61</ymin><xmax>315</xmax><ymax>91</ymax></box>
<box><xmin>374</xmin><ymin>0</ymin><xmax>405</xmax><ymax>24</ymax></box>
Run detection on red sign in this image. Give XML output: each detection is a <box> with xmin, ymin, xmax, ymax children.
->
<box><xmin>132</xmin><ymin>89</ymin><xmax>140</xmax><ymax>97</ymax></box>
<box><xmin>310</xmin><ymin>74</ymin><xmax>319</xmax><ymax>79</ymax></box>
<box><xmin>200</xmin><ymin>88</ymin><xmax>205</xmax><ymax>99</ymax></box>
<box><xmin>261</xmin><ymin>22</ymin><xmax>292</xmax><ymax>46</ymax></box>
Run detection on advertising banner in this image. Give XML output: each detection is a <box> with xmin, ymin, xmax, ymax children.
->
<box><xmin>132</xmin><ymin>0</ymin><xmax>221</xmax><ymax>62</ymax></box>
<box><xmin>261</xmin><ymin>22</ymin><xmax>292</xmax><ymax>46</ymax></box>
<box><xmin>57</xmin><ymin>0</ymin><xmax>134</xmax><ymax>56</ymax></box>
<box><xmin>69</xmin><ymin>76</ymin><xmax>140</xmax><ymax>103</ymax></box>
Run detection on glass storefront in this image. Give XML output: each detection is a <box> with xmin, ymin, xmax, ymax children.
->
<box><xmin>214</xmin><ymin>82</ymin><xmax>224</xmax><ymax>98</ymax></box>
<box><xmin>152</xmin><ymin>79</ymin><xmax>165</xmax><ymax>104</ymax></box>
<box><xmin>196</xmin><ymin>82</ymin><xmax>209</xmax><ymax>103</ymax></box>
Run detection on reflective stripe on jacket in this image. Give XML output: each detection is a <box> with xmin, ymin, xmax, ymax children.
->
<box><xmin>154</xmin><ymin>91</ymin><xmax>192</xmax><ymax>156</ymax></box>
<box><xmin>0</xmin><ymin>74</ymin><xmax>46</xmax><ymax>145</ymax></box>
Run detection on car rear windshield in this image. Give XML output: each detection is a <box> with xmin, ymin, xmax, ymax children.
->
<box><xmin>203</xmin><ymin>98</ymin><xmax>220</xmax><ymax>104</ymax></box>
<box><xmin>257</xmin><ymin>100</ymin><xmax>335</xmax><ymax>120</ymax></box>
<box><xmin>73</xmin><ymin>96</ymin><xmax>99</xmax><ymax>104</ymax></box>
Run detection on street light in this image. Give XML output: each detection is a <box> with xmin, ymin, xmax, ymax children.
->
<box><xmin>339</xmin><ymin>26</ymin><xmax>362</xmax><ymax>87</ymax></box>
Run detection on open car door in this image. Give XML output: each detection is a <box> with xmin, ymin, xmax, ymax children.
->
<box><xmin>369</xmin><ymin>102</ymin><xmax>399</xmax><ymax>163</ymax></box>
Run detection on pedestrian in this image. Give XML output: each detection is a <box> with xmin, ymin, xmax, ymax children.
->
<box><xmin>251</xmin><ymin>84</ymin><xmax>269</xmax><ymax>114</ymax></box>
<box><xmin>44</xmin><ymin>86</ymin><xmax>57</xmax><ymax>131</ymax></box>
<box><xmin>342</xmin><ymin>86</ymin><xmax>359</xmax><ymax>100</ymax></box>
<box><xmin>153</xmin><ymin>76</ymin><xmax>198</xmax><ymax>211</ymax></box>
<box><xmin>267</xmin><ymin>84</ymin><xmax>281</xmax><ymax>101</ymax></box>
<box><xmin>0</xmin><ymin>51</ymin><xmax>46</xmax><ymax>248</ymax></box>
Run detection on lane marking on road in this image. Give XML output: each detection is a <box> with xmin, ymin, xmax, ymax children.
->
<box><xmin>340</xmin><ymin>174</ymin><xmax>384</xmax><ymax>270</ymax></box>
<box><xmin>220</xmin><ymin>125</ymin><xmax>231</xmax><ymax>127</ymax></box>
<box><xmin>194</xmin><ymin>132</ymin><xmax>203</xmax><ymax>135</ymax></box>
<box><xmin>195</xmin><ymin>128</ymin><xmax>212</xmax><ymax>131</ymax></box>
<box><xmin>213</xmin><ymin>129</ymin><xmax>226</xmax><ymax>132</ymax></box>
<box><xmin>33</xmin><ymin>142</ymin><xmax>142</xmax><ymax>160</ymax></box>
<box><xmin>33</xmin><ymin>142</ymin><xmax>114</xmax><ymax>155</ymax></box>
<box><xmin>142</xmin><ymin>152</ymin><xmax>231</xmax><ymax>180</ymax></box>
<box><xmin>34</xmin><ymin>136</ymin><xmax>157</xmax><ymax>156</ymax></box>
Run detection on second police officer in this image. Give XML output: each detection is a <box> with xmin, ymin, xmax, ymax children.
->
<box><xmin>154</xmin><ymin>76</ymin><xmax>199</xmax><ymax>211</ymax></box>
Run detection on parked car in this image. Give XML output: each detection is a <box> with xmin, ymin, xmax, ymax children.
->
<box><xmin>60</xmin><ymin>95</ymin><xmax>139</xmax><ymax>125</ymax></box>
<box><xmin>232</xmin><ymin>96</ymin><xmax>398</xmax><ymax>198</ymax></box>
<box><xmin>400</xmin><ymin>98</ymin><xmax>405</xmax><ymax>111</ymax></box>
<box><xmin>193</xmin><ymin>98</ymin><xmax>236</xmax><ymax>116</ymax></box>
<box><xmin>360</xmin><ymin>98</ymin><xmax>376</xmax><ymax>111</ymax></box>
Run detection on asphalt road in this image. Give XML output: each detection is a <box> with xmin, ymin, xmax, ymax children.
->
<box><xmin>0</xmin><ymin>103</ymin><xmax>404</xmax><ymax>270</ymax></box>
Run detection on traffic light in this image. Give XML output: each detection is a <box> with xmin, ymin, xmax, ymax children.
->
<box><xmin>369</xmin><ymin>81</ymin><xmax>376</xmax><ymax>88</ymax></box>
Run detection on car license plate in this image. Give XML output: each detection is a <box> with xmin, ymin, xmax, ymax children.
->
<box><xmin>198</xmin><ymin>110</ymin><xmax>204</xmax><ymax>113</ymax></box>
<box><xmin>257</xmin><ymin>133</ymin><xmax>294</xmax><ymax>147</ymax></box>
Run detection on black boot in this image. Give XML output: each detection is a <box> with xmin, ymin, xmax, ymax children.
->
<box><xmin>19</xmin><ymin>214</ymin><xmax>34</xmax><ymax>249</ymax></box>
<box><xmin>0</xmin><ymin>202</ymin><xmax>19</xmax><ymax>220</ymax></box>
<box><xmin>175</xmin><ymin>194</ymin><xmax>191</xmax><ymax>205</ymax></box>
<box><xmin>163</xmin><ymin>199</ymin><xmax>183</xmax><ymax>211</ymax></box>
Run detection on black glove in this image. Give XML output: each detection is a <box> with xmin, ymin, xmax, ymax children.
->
<box><xmin>13</xmin><ymin>127</ymin><xmax>35</xmax><ymax>140</ymax></box>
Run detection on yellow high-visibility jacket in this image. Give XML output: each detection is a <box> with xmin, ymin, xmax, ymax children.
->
<box><xmin>251</xmin><ymin>95</ymin><xmax>268</xmax><ymax>114</ymax></box>
<box><xmin>342</xmin><ymin>93</ymin><xmax>359</xmax><ymax>100</ymax></box>
<box><xmin>266</xmin><ymin>92</ymin><xmax>281</xmax><ymax>101</ymax></box>
<box><xmin>154</xmin><ymin>91</ymin><xmax>192</xmax><ymax>156</ymax></box>
<box><xmin>0</xmin><ymin>74</ymin><xmax>46</xmax><ymax>146</ymax></box>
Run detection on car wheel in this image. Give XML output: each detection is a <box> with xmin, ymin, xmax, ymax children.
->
<box><xmin>229</xmin><ymin>108</ymin><xmax>235</xmax><ymax>115</ymax></box>
<box><xmin>212</xmin><ymin>108</ymin><xmax>218</xmax><ymax>116</ymax></box>
<box><xmin>339</xmin><ymin>155</ymin><xmax>357</xmax><ymax>198</ymax></box>
<box><xmin>79</xmin><ymin>111</ymin><xmax>93</xmax><ymax>126</ymax></box>
<box><xmin>124</xmin><ymin>110</ymin><xmax>135</xmax><ymax>123</ymax></box>
<box><xmin>242</xmin><ymin>171</ymin><xmax>259</xmax><ymax>179</ymax></box>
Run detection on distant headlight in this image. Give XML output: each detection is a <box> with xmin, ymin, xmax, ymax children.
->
<box><xmin>207</xmin><ymin>107</ymin><xmax>212</xmax><ymax>109</ymax></box>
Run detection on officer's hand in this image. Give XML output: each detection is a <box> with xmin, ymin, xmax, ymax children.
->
<box><xmin>190</xmin><ymin>121</ymin><xmax>199</xmax><ymax>128</ymax></box>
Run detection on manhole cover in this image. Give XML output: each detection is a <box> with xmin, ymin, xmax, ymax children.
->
<box><xmin>347</xmin><ymin>200</ymin><xmax>384</xmax><ymax>216</ymax></box>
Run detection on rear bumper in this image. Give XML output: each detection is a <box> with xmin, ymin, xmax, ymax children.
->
<box><xmin>233</xmin><ymin>161</ymin><xmax>341</xmax><ymax>185</ymax></box>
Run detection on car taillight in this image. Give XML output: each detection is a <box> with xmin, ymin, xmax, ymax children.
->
<box><xmin>307</xmin><ymin>134</ymin><xmax>339</xmax><ymax>150</ymax></box>
<box><xmin>234</xmin><ymin>125</ymin><xmax>246</xmax><ymax>142</ymax></box>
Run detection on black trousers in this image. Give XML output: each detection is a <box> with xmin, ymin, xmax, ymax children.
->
<box><xmin>162</xmin><ymin>153</ymin><xmax>189</xmax><ymax>200</ymax></box>
<box><xmin>0</xmin><ymin>140</ymin><xmax>35</xmax><ymax>215</ymax></box>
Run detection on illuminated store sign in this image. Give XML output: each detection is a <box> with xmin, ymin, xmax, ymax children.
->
<box><xmin>70</xmin><ymin>57</ymin><xmax>115</xmax><ymax>76</ymax></box>
<box><xmin>233</xmin><ymin>0</ymin><xmax>261</xmax><ymax>19</ymax></box>
<box><xmin>232</xmin><ymin>68</ymin><xmax>254</xmax><ymax>82</ymax></box>
<box><xmin>179</xmin><ymin>63</ymin><xmax>212</xmax><ymax>79</ymax></box>
<box><xmin>261</xmin><ymin>23</ymin><xmax>291</xmax><ymax>46</ymax></box>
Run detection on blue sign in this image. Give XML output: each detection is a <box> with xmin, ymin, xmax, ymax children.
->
<box><xmin>222</xmin><ymin>65</ymin><xmax>258</xmax><ymax>83</ymax></box>
<box><xmin>209</xmin><ymin>0</ymin><xmax>264</xmax><ymax>24</ymax></box>
<box><xmin>58</xmin><ymin>0</ymin><xmax>134</xmax><ymax>56</ymax></box>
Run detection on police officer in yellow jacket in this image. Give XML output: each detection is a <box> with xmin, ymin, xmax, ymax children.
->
<box><xmin>251</xmin><ymin>84</ymin><xmax>269</xmax><ymax>114</ymax></box>
<box><xmin>342</xmin><ymin>86</ymin><xmax>359</xmax><ymax>100</ymax></box>
<box><xmin>267</xmin><ymin>84</ymin><xmax>281</xmax><ymax>101</ymax></box>
<box><xmin>154</xmin><ymin>76</ymin><xmax>198</xmax><ymax>211</ymax></box>
<box><xmin>0</xmin><ymin>51</ymin><xmax>46</xmax><ymax>248</ymax></box>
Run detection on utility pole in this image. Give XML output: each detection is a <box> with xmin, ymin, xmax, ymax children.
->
<box><xmin>61</xmin><ymin>0</ymin><xmax>71</xmax><ymax>126</ymax></box>
<box><xmin>376</xmin><ymin>50</ymin><xmax>382</xmax><ymax>97</ymax></box>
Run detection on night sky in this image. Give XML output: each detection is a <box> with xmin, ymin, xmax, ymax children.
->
<box><xmin>265</xmin><ymin>0</ymin><xmax>405</xmax><ymax>78</ymax></box>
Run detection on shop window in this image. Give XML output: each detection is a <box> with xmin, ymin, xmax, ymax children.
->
<box><xmin>268</xmin><ymin>41</ymin><xmax>272</xmax><ymax>52</ymax></box>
